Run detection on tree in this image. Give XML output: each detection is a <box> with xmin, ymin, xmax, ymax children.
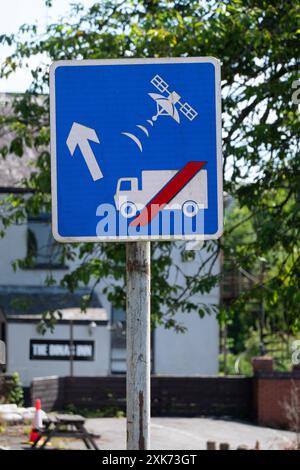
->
<box><xmin>0</xmin><ymin>0</ymin><xmax>299</xmax><ymax>337</ymax></box>
<box><xmin>222</xmin><ymin>196</ymin><xmax>299</xmax><ymax>365</ymax></box>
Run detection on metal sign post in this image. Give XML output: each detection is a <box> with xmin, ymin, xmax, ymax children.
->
<box><xmin>126</xmin><ymin>241</ymin><xmax>151</xmax><ymax>450</ymax></box>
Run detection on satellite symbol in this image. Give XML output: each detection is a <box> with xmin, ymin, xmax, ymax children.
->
<box><xmin>122</xmin><ymin>75</ymin><xmax>198</xmax><ymax>152</ymax></box>
<box><xmin>149</xmin><ymin>75</ymin><xmax>198</xmax><ymax>123</ymax></box>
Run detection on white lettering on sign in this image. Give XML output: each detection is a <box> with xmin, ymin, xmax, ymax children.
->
<box><xmin>76</xmin><ymin>345</ymin><xmax>92</xmax><ymax>357</ymax></box>
<box><xmin>32</xmin><ymin>344</ymin><xmax>48</xmax><ymax>356</ymax></box>
<box><xmin>49</xmin><ymin>344</ymin><xmax>70</xmax><ymax>356</ymax></box>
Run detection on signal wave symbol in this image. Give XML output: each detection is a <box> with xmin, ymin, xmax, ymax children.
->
<box><xmin>122</xmin><ymin>75</ymin><xmax>198</xmax><ymax>152</ymax></box>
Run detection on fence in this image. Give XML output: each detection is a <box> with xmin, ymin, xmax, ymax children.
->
<box><xmin>31</xmin><ymin>375</ymin><xmax>253</xmax><ymax>419</ymax></box>
<box><xmin>30</xmin><ymin>359</ymin><xmax>300</xmax><ymax>428</ymax></box>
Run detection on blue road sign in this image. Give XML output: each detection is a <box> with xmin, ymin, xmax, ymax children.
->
<box><xmin>50</xmin><ymin>58</ymin><xmax>223</xmax><ymax>242</ymax></box>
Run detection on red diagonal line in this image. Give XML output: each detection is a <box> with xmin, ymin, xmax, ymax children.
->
<box><xmin>129</xmin><ymin>161</ymin><xmax>206</xmax><ymax>227</ymax></box>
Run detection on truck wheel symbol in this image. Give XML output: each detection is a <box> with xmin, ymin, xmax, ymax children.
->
<box><xmin>183</xmin><ymin>200</ymin><xmax>200</xmax><ymax>217</ymax></box>
<box><xmin>120</xmin><ymin>201</ymin><xmax>137</xmax><ymax>219</ymax></box>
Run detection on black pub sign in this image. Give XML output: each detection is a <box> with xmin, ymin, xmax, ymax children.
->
<box><xmin>30</xmin><ymin>339</ymin><xmax>94</xmax><ymax>361</ymax></box>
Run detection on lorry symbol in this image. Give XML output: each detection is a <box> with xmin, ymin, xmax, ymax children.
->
<box><xmin>114</xmin><ymin>168</ymin><xmax>208</xmax><ymax>219</ymax></box>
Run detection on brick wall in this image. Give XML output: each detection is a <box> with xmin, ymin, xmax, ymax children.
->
<box><xmin>252</xmin><ymin>357</ymin><xmax>300</xmax><ymax>428</ymax></box>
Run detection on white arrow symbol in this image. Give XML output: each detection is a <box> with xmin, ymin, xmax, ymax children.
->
<box><xmin>66</xmin><ymin>122</ymin><xmax>103</xmax><ymax>181</ymax></box>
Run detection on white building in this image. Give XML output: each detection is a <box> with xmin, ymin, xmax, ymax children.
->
<box><xmin>1</xmin><ymin>286</ymin><xmax>110</xmax><ymax>386</ymax></box>
<box><xmin>0</xmin><ymin>94</ymin><xmax>220</xmax><ymax>387</ymax></box>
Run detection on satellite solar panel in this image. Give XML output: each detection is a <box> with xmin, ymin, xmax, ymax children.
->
<box><xmin>180</xmin><ymin>102</ymin><xmax>198</xmax><ymax>121</ymax></box>
<box><xmin>151</xmin><ymin>75</ymin><xmax>169</xmax><ymax>93</ymax></box>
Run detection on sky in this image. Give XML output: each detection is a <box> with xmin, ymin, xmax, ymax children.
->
<box><xmin>0</xmin><ymin>0</ymin><xmax>95</xmax><ymax>92</ymax></box>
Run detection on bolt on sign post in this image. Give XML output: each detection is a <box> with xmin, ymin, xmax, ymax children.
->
<box><xmin>50</xmin><ymin>57</ymin><xmax>223</xmax><ymax>450</ymax></box>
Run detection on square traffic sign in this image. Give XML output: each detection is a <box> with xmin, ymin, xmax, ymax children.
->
<box><xmin>50</xmin><ymin>57</ymin><xmax>223</xmax><ymax>242</ymax></box>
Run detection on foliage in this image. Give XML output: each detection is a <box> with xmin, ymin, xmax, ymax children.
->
<box><xmin>0</xmin><ymin>424</ymin><xmax>6</xmax><ymax>433</ymax></box>
<box><xmin>5</xmin><ymin>372</ymin><xmax>24</xmax><ymax>407</ymax></box>
<box><xmin>0</xmin><ymin>0</ymin><xmax>299</xmax><ymax>337</ymax></box>
<box><xmin>223</xmin><ymin>195</ymin><xmax>300</xmax><ymax>355</ymax></box>
<box><xmin>219</xmin><ymin>329</ymin><xmax>299</xmax><ymax>375</ymax></box>
<box><xmin>65</xmin><ymin>402</ymin><xmax>125</xmax><ymax>418</ymax></box>
<box><xmin>282</xmin><ymin>381</ymin><xmax>300</xmax><ymax>448</ymax></box>
<box><xmin>219</xmin><ymin>352</ymin><xmax>253</xmax><ymax>377</ymax></box>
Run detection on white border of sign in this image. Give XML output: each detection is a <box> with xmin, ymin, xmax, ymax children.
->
<box><xmin>50</xmin><ymin>57</ymin><xmax>223</xmax><ymax>242</ymax></box>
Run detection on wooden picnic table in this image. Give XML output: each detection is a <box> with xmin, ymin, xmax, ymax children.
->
<box><xmin>31</xmin><ymin>413</ymin><xmax>100</xmax><ymax>450</ymax></box>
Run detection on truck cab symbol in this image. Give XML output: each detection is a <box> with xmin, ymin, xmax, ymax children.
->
<box><xmin>114</xmin><ymin>169</ymin><xmax>208</xmax><ymax>219</ymax></box>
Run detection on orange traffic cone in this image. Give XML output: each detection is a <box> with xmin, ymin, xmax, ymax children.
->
<box><xmin>29</xmin><ymin>399</ymin><xmax>43</xmax><ymax>444</ymax></box>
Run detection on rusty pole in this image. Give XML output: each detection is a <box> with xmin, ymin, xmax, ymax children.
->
<box><xmin>126</xmin><ymin>241</ymin><xmax>151</xmax><ymax>450</ymax></box>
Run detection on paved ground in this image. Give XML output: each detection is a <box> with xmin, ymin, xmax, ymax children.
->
<box><xmin>84</xmin><ymin>417</ymin><xmax>296</xmax><ymax>450</ymax></box>
<box><xmin>0</xmin><ymin>417</ymin><xmax>297</xmax><ymax>450</ymax></box>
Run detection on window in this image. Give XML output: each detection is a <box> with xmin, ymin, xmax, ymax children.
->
<box><xmin>27</xmin><ymin>213</ymin><xmax>65</xmax><ymax>269</ymax></box>
<box><xmin>110</xmin><ymin>308</ymin><xmax>126</xmax><ymax>374</ymax></box>
<box><xmin>111</xmin><ymin>308</ymin><xmax>126</xmax><ymax>349</ymax></box>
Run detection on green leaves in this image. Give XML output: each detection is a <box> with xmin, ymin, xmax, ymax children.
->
<box><xmin>0</xmin><ymin>0</ymin><xmax>299</xmax><ymax>337</ymax></box>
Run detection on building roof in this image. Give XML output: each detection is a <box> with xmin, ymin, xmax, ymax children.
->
<box><xmin>0</xmin><ymin>286</ymin><xmax>107</xmax><ymax>323</ymax></box>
